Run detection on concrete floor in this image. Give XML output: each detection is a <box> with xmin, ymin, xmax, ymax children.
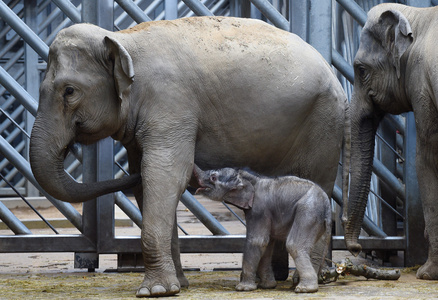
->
<box><xmin>0</xmin><ymin>197</ymin><xmax>436</xmax><ymax>299</ymax></box>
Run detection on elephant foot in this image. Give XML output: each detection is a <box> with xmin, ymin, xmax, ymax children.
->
<box><xmin>136</xmin><ymin>273</ymin><xmax>180</xmax><ymax>297</ymax></box>
<box><xmin>417</xmin><ymin>260</ymin><xmax>438</xmax><ymax>280</ymax></box>
<box><xmin>236</xmin><ymin>281</ymin><xmax>257</xmax><ymax>291</ymax></box>
<box><xmin>294</xmin><ymin>279</ymin><xmax>318</xmax><ymax>293</ymax></box>
<box><xmin>259</xmin><ymin>279</ymin><xmax>277</xmax><ymax>289</ymax></box>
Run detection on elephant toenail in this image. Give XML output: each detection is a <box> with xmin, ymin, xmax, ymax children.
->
<box><xmin>136</xmin><ymin>287</ymin><xmax>151</xmax><ymax>297</ymax></box>
<box><xmin>170</xmin><ymin>284</ymin><xmax>180</xmax><ymax>293</ymax></box>
<box><xmin>151</xmin><ymin>285</ymin><xmax>167</xmax><ymax>295</ymax></box>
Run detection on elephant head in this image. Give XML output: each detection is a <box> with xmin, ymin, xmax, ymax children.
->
<box><xmin>193</xmin><ymin>164</ymin><xmax>255</xmax><ymax>210</ymax></box>
<box><xmin>344</xmin><ymin>5</ymin><xmax>414</xmax><ymax>255</ymax></box>
<box><xmin>30</xmin><ymin>24</ymin><xmax>139</xmax><ymax>203</ymax></box>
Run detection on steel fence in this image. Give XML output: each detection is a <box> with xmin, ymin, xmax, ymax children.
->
<box><xmin>0</xmin><ymin>0</ymin><xmax>429</xmax><ymax>269</ymax></box>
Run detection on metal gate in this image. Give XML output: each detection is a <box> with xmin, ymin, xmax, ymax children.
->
<box><xmin>0</xmin><ymin>0</ymin><xmax>433</xmax><ymax>269</ymax></box>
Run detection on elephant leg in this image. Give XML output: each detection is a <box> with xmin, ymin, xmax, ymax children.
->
<box><xmin>172</xmin><ymin>215</ymin><xmax>189</xmax><ymax>288</ymax></box>
<box><xmin>287</xmin><ymin>214</ymin><xmax>323</xmax><ymax>293</ymax></box>
<box><xmin>257</xmin><ymin>240</ymin><xmax>277</xmax><ymax>289</ymax></box>
<box><xmin>136</xmin><ymin>143</ymin><xmax>194</xmax><ymax>297</ymax></box>
<box><xmin>237</xmin><ymin>233</ymin><xmax>269</xmax><ymax>291</ymax></box>
<box><xmin>126</xmin><ymin>147</ymin><xmax>188</xmax><ymax>289</ymax></box>
<box><xmin>416</xmin><ymin>144</ymin><xmax>438</xmax><ymax>280</ymax></box>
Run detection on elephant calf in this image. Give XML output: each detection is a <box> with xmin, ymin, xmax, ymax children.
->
<box><xmin>193</xmin><ymin>165</ymin><xmax>331</xmax><ymax>293</ymax></box>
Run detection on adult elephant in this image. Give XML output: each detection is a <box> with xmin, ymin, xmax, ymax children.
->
<box><xmin>30</xmin><ymin>17</ymin><xmax>349</xmax><ymax>297</ymax></box>
<box><xmin>344</xmin><ymin>3</ymin><xmax>438</xmax><ymax>280</ymax></box>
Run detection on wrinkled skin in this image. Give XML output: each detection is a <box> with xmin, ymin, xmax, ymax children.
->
<box><xmin>194</xmin><ymin>165</ymin><xmax>332</xmax><ymax>293</ymax></box>
<box><xmin>30</xmin><ymin>17</ymin><xmax>348</xmax><ymax>297</ymax></box>
<box><xmin>344</xmin><ymin>3</ymin><xmax>438</xmax><ymax>280</ymax></box>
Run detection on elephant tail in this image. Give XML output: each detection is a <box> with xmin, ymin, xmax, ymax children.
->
<box><xmin>341</xmin><ymin>99</ymin><xmax>351</xmax><ymax>225</ymax></box>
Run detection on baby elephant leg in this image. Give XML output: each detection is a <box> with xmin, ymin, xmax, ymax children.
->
<box><xmin>237</xmin><ymin>235</ymin><xmax>269</xmax><ymax>291</ymax></box>
<box><xmin>257</xmin><ymin>240</ymin><xmax>277</xmax><ymax>289</ymax></box>
<box><xmin>287</xmin><ymin>212</ymin><xmax>325</xmax><ymax>293</ymax></box>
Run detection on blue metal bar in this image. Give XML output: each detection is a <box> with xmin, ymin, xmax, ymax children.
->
<box><xmin>249</xmin><ymin>0</ymin><xmax>289</xmax><ymax>31</ymax></box>
<box><xmin>290</xmin><ymin>0</ymin><xmax>308</xmax><ymax>41</ymax></box>
<box><xmin>332</xmin><ymin>48</ymin><xmax>354</xmax><ymax>83</ymax></box>
<box><xmin>115</xmin><ymin>0</ymin><xmax>152</xmax><ymax>23</ymax></box>
<box><xmin>0</xmin><ymin>200</ymin><xmax>31</xmax><ymax>235</ymax></box>
<box><xmin>51</xmin><ymin>0</ymin><xmax>81</xmax><ymax>23</ymax></box>
<box><xmin>114</xmin><ymin>192</ymin><xmax>142</xmax><ymax>228</ymax></box>
<box><xmin>407</xmin><ymin>0</ymin><xmax>432</xmax><ymax>7</ymax></box>
<box><xmin>0</xmin><ymin>66</ymin><xmax>38</xmax><ymax>116</ymax></box>
<box><xmin>181</xmin><ymin>0</ymin><xmax>214</xmax><ymax>16</ymax></box>
<box><xmin>0</xmin><ymin>173</ymin><xmax>59</xmax><ymax>234</ymax></box>
<box><xmin>180</xmin><ymin>191</ymin><xmax>230</xmax><ymax>235</ymax></box>
<box><xmin>0</xmin><ymin>107</ymin><xmax>30</xmax><ymax>139</ymax></box>
<box><xmin>373</xmin><ymin>158</ymin><xmax>405</xmax><ymax>202</ymax></box>
<box><xmin>309</xmin><ymin>0</ymin><xmax>332</xmax><ymax>63</ymax></box>
<box><xmin>165</xmin><ymin>0</ymin><xmax>178</xmax><ymax>20</ymax></box>
<box><xmin>0</xmin><ymin>0</ymin><xmax>49</xmax><ymax>61</ymax></box>
<box><xmin>336</xmin><ymin>0</ymin><xmax>367</xmax><ymax>27</ymax></box>
<box><xmin>0</xmin><ymin>136</ymin><xmax>83</xmax><ymax>231</ymax></box>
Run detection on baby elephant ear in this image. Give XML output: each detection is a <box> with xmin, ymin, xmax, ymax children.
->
<box><xmin>104</xmin><ymin>36</ymin><xmax>135</xmax><ymax>102</ymax></box>
<box><xmin>223</xmin><ymin>180</ymin><xmax>255</xmax><ymax>210</ymax></box>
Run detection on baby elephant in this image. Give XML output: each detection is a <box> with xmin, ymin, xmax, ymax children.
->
<box><xmin>193</xmin><ymin>164</ymin><xmax>331</xmax><ymax>293</ymax></box>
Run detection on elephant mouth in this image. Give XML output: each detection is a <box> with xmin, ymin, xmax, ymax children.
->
<box><xmin>192</xmin><ymin>167</ymin><xmax>213</xmax><ymax>195</ymax></box>
<box><xmin>195</xmin><ymin>186</ymin><xmax>212</xmax><ymax>195</ymax></box>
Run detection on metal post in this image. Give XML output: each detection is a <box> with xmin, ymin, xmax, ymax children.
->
<box><xmin>406</xmin><ymin>0</ymin><xmax>431</xmax><ymax>7</ymax></box>
<box><xmin>165</xmin><ymin>0</ymin><xmax>178</xmax><ymax>20</ymax></box>
<box><xmin>78</xmin><ymin>0</ymin><xmax>115</xmax><ymax>271</ymax></box>
<box><xmin>404</xmin><ymin>113</ymin><xmax>427</xmax><ymax>266</ymax></box>
<box><xmin>24</xmin><ymin>0</ymin><xmax>39</xmax><ymax>197</ymax></box>
<box><xmin>308</xmin><ymin>0</ymin><xmax>331</xmax><ymax>63</ymax></box>
<box><xmin>289</xmin><ymin>0</ymin><xmax>308</xmax><ymax>40</ymax></box>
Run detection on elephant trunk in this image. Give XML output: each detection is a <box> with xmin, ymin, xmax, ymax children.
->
<box><xmin>29</xmin><ymin>118</ymin><xmax>140</xmax><ymax>203</ymax></box>
<box><xmin>344</xmin><ymin>94</ymin><xmax>383</xmax><ymax>256</ymax></box>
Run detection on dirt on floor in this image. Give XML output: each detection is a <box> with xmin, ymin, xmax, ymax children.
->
<box><xmin>0</xmin><ymin>265</ymin><xmax>436</xmax><ymax>299</ymax></box>
<box><xmin>0</xmin><ymin>197</ymin><xmax>437</xmax><ymax>299</ymax></box>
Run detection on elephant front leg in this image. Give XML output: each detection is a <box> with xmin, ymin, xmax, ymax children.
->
<box><xmin>136</xmin><ymin>147</ymin><xmax>193</xmax><ymax>297</ymax></box>
<box><xmin>257</xmin><ymin>241</ymin><xmax>277</xmax><ymax>289</ymax></box>
<box><xmin>415</xmin><ymin>140</ymin><xmax>438</xmax><ymax>280</ymax></box>
<box><xmin>237</xmin><ymin>235</ymin><xmax>269</xmax><ymax>291</ymax></box>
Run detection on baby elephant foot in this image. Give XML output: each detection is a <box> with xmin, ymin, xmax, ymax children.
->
<box><xmin>136</xmin><ymin>274</ymin><xmax>180</xmax><ymax>297</ymax></box>
<box><xmin>294</xmin><ymin>280</ymin><xmax>318</xmax><ymax>293</ymax></box>
<box><xmin>417</xmin><ymin>260</ymin><xmax>438</xmax><ymax>280</ymax></box>
<box><xmin>236</xmin><ymin>281</ymin><xmax>257</xmax><ymax>291</ymax></box>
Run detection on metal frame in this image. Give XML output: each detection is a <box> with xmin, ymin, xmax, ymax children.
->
<box><xmin>0</xmin><ymin>0</ymin><xmax>430</xmax><ymax>269</ymax></box>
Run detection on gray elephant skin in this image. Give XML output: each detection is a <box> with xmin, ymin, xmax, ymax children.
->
<box><xmin>193</xmin><ymin>165</ymin><xmax>331</xmax><ymax>293</ymax></box>
<box><xmin>29</xmin><ymin>17</ymin><xmax>349</xmax><ymax>297</ymax></box>
<box><xmin>344</xmin><ymin>3</ymin><xmax>438</xmax><ymax>280</ymax></box>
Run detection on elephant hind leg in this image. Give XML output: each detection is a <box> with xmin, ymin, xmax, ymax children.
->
<box><xmin>286</xmin><ymin>209</ymin><xmax>325</xmax><ymax>293</ymax></box>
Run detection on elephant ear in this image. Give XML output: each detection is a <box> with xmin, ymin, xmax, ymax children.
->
<box><xmin>104</xmin><ymin>36</ymin><xmax>135</xmax><ymax>102</ymax></box>
<box><xmin>376</xmin><ymin>9</ymin><xmax>413</xmax><ymax>78</ymax></box>
<box><xmin>223</xmin><ymin>179</ymin><xmax>255</xmax><ymax>210</ymax></box>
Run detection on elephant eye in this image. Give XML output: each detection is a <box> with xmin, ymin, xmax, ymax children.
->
<box><xmin>210</xmin><ymin>175</ymin><xmax>218</xmax><ymax>182</ymax></box>
<box><xmin>64</xmin><ymin>86</ymin><xmax>75</xmax><ymax>96</ymax></box>
<box><xmin>357</xmin><ymin>66</ymin><xmax>369</xmax><ymax>81</ymax></box>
